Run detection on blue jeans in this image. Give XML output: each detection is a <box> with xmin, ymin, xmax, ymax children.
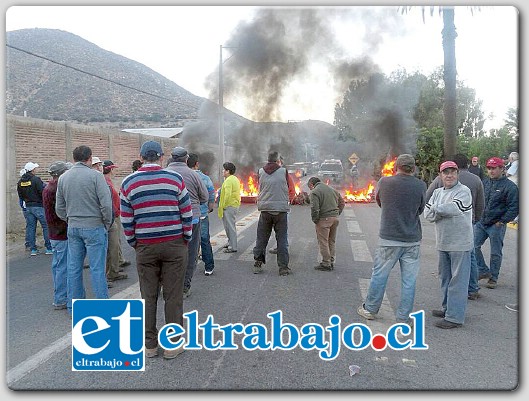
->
<box><xmin>25</xmin><ymin>206</ymin><xmax>51</xmax><ymax>250</ymax></box>
<box><xmin>438</xmin><ymin>250</ymin><xmax>471</xmax><ymax>324</ymax></box>
<box><xmin>474</xmin><ymin>221</ymin><xmax>507</xmax><ymax>282</ymax></box>
<box><xmin>22</xmin><ymin>209</ymin><xmax>30</xmax><ymax>248</ymax></box>
<box><xmin>50</xmin><ymin>239</ymin><xmax>68</xmax><ymax>306</ymax></box>
<box><xmin>200</xmin><ymin>216</ymin><xmax>215</xmax><ymax>272</ymax></box>
<box><xmin>364</xmin><ymin>245</ymin><xmax>420</xmax><ymax>322</ymax></box>
<box><xmin>253</xmin><ymin>212</ymin><xmax>289</xmax><ymax>268</ymax></box>
<box><xmin>468</xmin><ymin>223</ymin><xmax>480</xmax><ymax>294</ymax></box>
<box><xmin>468</xmin><ymin>248</ymin><xmax>479</xmax><ymax>294</ymax></box>
<box><xmin>184</xmin><ymin>222</ymin><xmax>201</xmax><ymax>290</ymax></box>
<box><xmin>66</xmin><ymin>226</ymin><xmax>109</xmax><ymax>312</ymax></box>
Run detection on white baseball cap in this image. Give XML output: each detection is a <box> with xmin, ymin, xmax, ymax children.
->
<box><xmin>91</xmin><ymin>156</ymin><xmax>102</xmax><ymax>165</ymax></box>
<box><xmin>24</xmin><ymin>162</ymin><xmax>39</xmax><ymax>172</ymax></box>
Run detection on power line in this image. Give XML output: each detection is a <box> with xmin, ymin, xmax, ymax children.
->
<box><xmin>6</xmin><ymin>43</ymin><xmax>202</xmax><ymax>111</ymax></box>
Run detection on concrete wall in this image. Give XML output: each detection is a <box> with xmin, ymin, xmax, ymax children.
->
<box><xmin>5</xmin><ymin>115</ymin><xmax>219</xmax><ymax>234</ymax></box>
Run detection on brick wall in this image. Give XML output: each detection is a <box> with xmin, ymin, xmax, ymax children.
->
<box><xmin>6</xmin><ymin>115</ymin><xmax>185</xmax><ymax>234</ymax></box>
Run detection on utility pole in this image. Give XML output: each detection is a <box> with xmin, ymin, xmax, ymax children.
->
<box><xmin>218</xmin><ymin>45</ymin><xmax>225</xmax><ymax>183</ymax></box>
<box><xmin>218</xmin><ymin>44</ymin><xmax>238</xmax><ymax>183</ymax></box>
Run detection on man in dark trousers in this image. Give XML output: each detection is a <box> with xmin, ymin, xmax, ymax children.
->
<box><xmin>357</xmin><ymin>154</ymin><xmax>426</xmax><ymax>326</ymax></box>
<box><xmin>253</xmin><ymin>151</ymin><xmax>296</xmax><ymax>276</ymax></box>
<box><xmin>120</xmin><ymin>141</ymin><xmax>193</xmax><ymax>359</ymax></box>
<box><xmin>166</xmin><ymin>146</ymin><xmax>209</xmax><ymax>299</ymax></box>
<box><xmin>307</xmin><ymin>176</ymin><xmax>345</xmax><ymax>271</ymax></box>
<box><xmin>474</xmin><ymin>157</ymin><xmax>518</xmax><ymax>289</ymax></box>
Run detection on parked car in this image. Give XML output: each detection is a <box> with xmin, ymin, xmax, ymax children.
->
<box><xmin>318</xmin><ymin>159</ymin><xmax>345</xmax><ymax>187</ymax></box>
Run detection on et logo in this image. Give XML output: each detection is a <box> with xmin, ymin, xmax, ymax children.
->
<box><xmin>72</xmin><ymin>299</ymin><xmax>145</xmax><ymax>371</ymax></box>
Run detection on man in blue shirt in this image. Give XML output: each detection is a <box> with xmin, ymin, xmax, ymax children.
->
<box><xmin>187</xmin><ymin>153</ymin><xmax>216</xmax><ymax>276</ymax></box>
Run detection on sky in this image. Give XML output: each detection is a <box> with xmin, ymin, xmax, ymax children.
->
<box><xmin>3</xmin><ymin>4</ymin><xmax>519</xmax><ymax>130</ymax></box>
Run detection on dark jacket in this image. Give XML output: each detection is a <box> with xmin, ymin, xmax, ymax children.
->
<box><xmin>468</xmin><ymin>164</ymin><xmax>485</xmax><ymax>180</ymax></box>
<box><xmin>480</xmin><ymin>176</ymin><xmax>519</xmax><ymax>226</ymax></box>
<box><xmin>17</xmin><ymin>172</ymin><xmax>45</xmax><ymax>207</ymax></box>
<box><xmin>42</xmin><ymin>178</ymin><xmax>68</xmax><ymax>240</ymax></box>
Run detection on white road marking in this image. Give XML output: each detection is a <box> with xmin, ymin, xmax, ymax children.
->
<box><xmin>346</xmin><ymin>220</ymin><xmax>362</xmax><ymax>233</ymax></box>
<box><xmin>6</xmin><ymin>213</ymin><xmax>262</xmax><ymax>386</ymax></box>
<box><xmin>358</xmin><ymin>278</ymin><xmax>395</xmax><ymax>335</ymax></box>
<box><xmin>350</xmin><ymin>240</ymin><xmax>373</xmax><ymax>262</ymax></box>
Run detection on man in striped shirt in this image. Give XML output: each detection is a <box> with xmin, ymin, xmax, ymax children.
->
<box><xmin>120</xmin><ymin>140</ymin><xmax>193</xmax><ymax>359</ymax></box>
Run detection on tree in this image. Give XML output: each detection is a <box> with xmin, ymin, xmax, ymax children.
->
<box><xmin>400</xmin><ymin>6</ymin><xmax>481</xmax><ymax>156</ymax></box>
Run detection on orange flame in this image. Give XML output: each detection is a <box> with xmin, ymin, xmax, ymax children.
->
<box><xmin>239</xmin><ymin>175</ymin><xmax>259</xmax><ymax>197</ymax></box>
<box><xmin>344</xmin><ymin>157</ymin><xmax>397</xmax><ymax>203</ymax></box>
<box><xmin>344</xmin><ymin>182</ymin><xmax>375</xmax><ymax>202</ymax></box>
<box><xmin>381</xmin><ymin>159</ymin><xmax>397</xmax><ymax>177</ymax></box>
<box><xmin>294</xmin><ymin>183</ymin><xmax>301</xmax><ymax>195</ymax></box>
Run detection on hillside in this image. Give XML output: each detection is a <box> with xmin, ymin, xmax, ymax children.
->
<box><xmin>5</xmin><ymin>28</ymin><xmax>340</xmax><ymax>166</ymax></box>
<box><xmin>5</xmin><ymin>28</ymin><xmax>209</xmax><ymax>128</ymax></box>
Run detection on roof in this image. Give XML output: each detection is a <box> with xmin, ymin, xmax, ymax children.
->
<box><xmin>121</xmin><ymin>128</ymin><xmax>184</xmax><ymax>139</ymax></box>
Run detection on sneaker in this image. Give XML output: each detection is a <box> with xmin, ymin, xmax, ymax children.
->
<box><xmin>221</xmin><ymin>244</ymin><xmax>229</xmax><ymax>249</ymax></box>
<box><xmin>314</xmin><ymin>263</ymin><xmax>333</xmax><ymax>271</ymax></box>
<box><xmin>253</xmin><ymin>260</ymin><xmax>263</xmax><ymax>274</ymax></box>
<box><xmin>52</xmin><ymin>303</ymin><xmax>67</xmax><ymax>310</ymax></box>
<box><xmin>505</xmin><ymin>303</ymin><xmax>518</xmax><ymax>312</ymax></box>
<box><xmin>163</xmin><ymin>345</ymin><xmax>185</xmax><ymax>359</ymax></box>
<box><xmin>30</xmin><ymin>249</ymin><xmax>38</xmax><ymax>256</ymax></box>
<box><xmin>279</xmin><ymin>267</ymin><xmax>291</xmax><ymax>276</ymax></box>
<box><xmin>204</xmin><ymin>269</ymin><xmax>213</xmax><ymax>276</ymax></box>
<box><xmin>45</xmin><ymin>248</ymin><xmax>53</xmax><ymax>255</ymax></box>
<box><xmin>434</xmin><ymin>319</ymin><xmax>462</xmax><ymax>329</ymax></box>
<box><xmin>468</xmin><ymin>292</ymin><xmax>480</xmax><ymax>300</ymax></box>
<box><xmin>223</xmin><ymin>247</ymin><xmax>237</xmax><ymax>253</ymax></box>
<box><xmin>107</xmin><ymin>273</ymin><xmax>128</xmax><ymax>282</ymax></box>
<box><xmin>269</xmin><ymin>248</ymin><xmax>278</xmax><ymax>254</ymax></box>
<box><xmin>431</xmin><ymin>309</ymin><xmax>446</xmax><ymax>318</ymax></box>
<box><xmin>119</xmin><ymin>260</ymin><xmax>131</xmax><ymax>267</ymax></box>
<box><xmin>478</xmin><ymin>272</ymin><xmax>491</xmax><ymax>280</ymax></box>
<box><xmin>145</xmin><ymin>347</ymin><xmax>158</xmax><ymax>358</ymax></box>
<box><xmin>485</xmin><ymin>279</ymin><xmax>497</xmax><ymax>289</ymax></box>
<box><xmin>183</xmin><ymin>287</ymin><xmax>191</xmax><ymax>299</ymax></box>
<box><xmin>357</xmin><ymin>305</ymin><xmax>376</xmax><ymax>320</ymax></box>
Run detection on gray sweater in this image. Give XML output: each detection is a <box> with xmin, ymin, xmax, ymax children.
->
<box><xmin>55</xmin><ymin>162</ymin><xmax>113</xmax><ymax>229</ymax></box>
<box><xmin>425</xmin><ymin>169</ymin><xmax>485</xmax><ymax>223</ymax></box>
<box><xmin>376</xmin><ymin>174</ymin><xmax>426</xmax><ymax>243</ymax></box>
<box><xmin>424</xmin><ymin>182</ymin><xmax>473</xmax><ymax>252</ymax></box>
<box><xmin>166</xmin><ymin>162</ymin><xmax>209</xmax><ymax>220</ymax></box>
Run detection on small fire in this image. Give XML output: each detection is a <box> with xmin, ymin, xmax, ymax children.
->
<box><xmin>344</xmin><ymin>182</ymin><xmax>375</xmax><ymax>203</ymax></box>
<box><xmin>294</xmin><ymin>183</ymin><xmax>301</xmax><ymax>195</ymax></box>
<box><xmin>381</xmin><ymin>159</ymin><xmax>397</xmax><ymax>177</ymax></box>
<box><xmin>240</xmin><ymin>175</ymin><xmax>258</xmax><ymax>197</ymax></box>
<box><xmin>344</xmin><ymin>157</ymin><xmax>397</xmax><ymax>203</ymax></box>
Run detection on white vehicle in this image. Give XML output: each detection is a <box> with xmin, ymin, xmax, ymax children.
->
<box><xmin>318</xmin><ymin>159</ymin><xmax>344</xmax><ymax>186</ymax></box>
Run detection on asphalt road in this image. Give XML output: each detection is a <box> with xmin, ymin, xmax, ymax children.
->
<box><xmin>4</xmin><ymin>198</ymin><xmax>520</xmax><ymax>392</ymax></box>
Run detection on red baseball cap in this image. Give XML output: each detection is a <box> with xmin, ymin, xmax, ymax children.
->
<box><xmin>439</xmin><ymin>161</ymin><xmax>458</xmax><ymax>172</ymax></box>
<box><xmin>486</xmin><ymin>157</ymin><xmax>504</xmax><ymax>168</ymax></box>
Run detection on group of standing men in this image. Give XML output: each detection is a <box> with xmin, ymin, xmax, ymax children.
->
<box><xmin>357</xmin><ymin>152</ymin><xmax>518</xmax><ymax>329</ymax></box>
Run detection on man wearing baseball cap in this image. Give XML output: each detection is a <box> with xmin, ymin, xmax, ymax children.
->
<box><xmin>424</xmin><ymin>160</ymin><xmax>473</xmax><ymax>329</ymax></box>
<box><xmin>102</xmin><ymin>160</ymin><xmax>128</xmax><ymax>284</ymax></box>
<box><xmin>474</xmin><ymin>157</ymin><xmax>518</xmax><ymax>289</ymax></box>
<box><xmin>17</xmin><ymin>161</ymin><xmax>53</xmax><ymax>256</ymax></box>
<box><xmin>42</xmin><ymin>161</ymin><xmax>72</xmax><ymax>310</ymax></box>
<box><xmin>120</xmin><ymin>140</ymin><xmax>193</xmax><ymax>359</ymax></box>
